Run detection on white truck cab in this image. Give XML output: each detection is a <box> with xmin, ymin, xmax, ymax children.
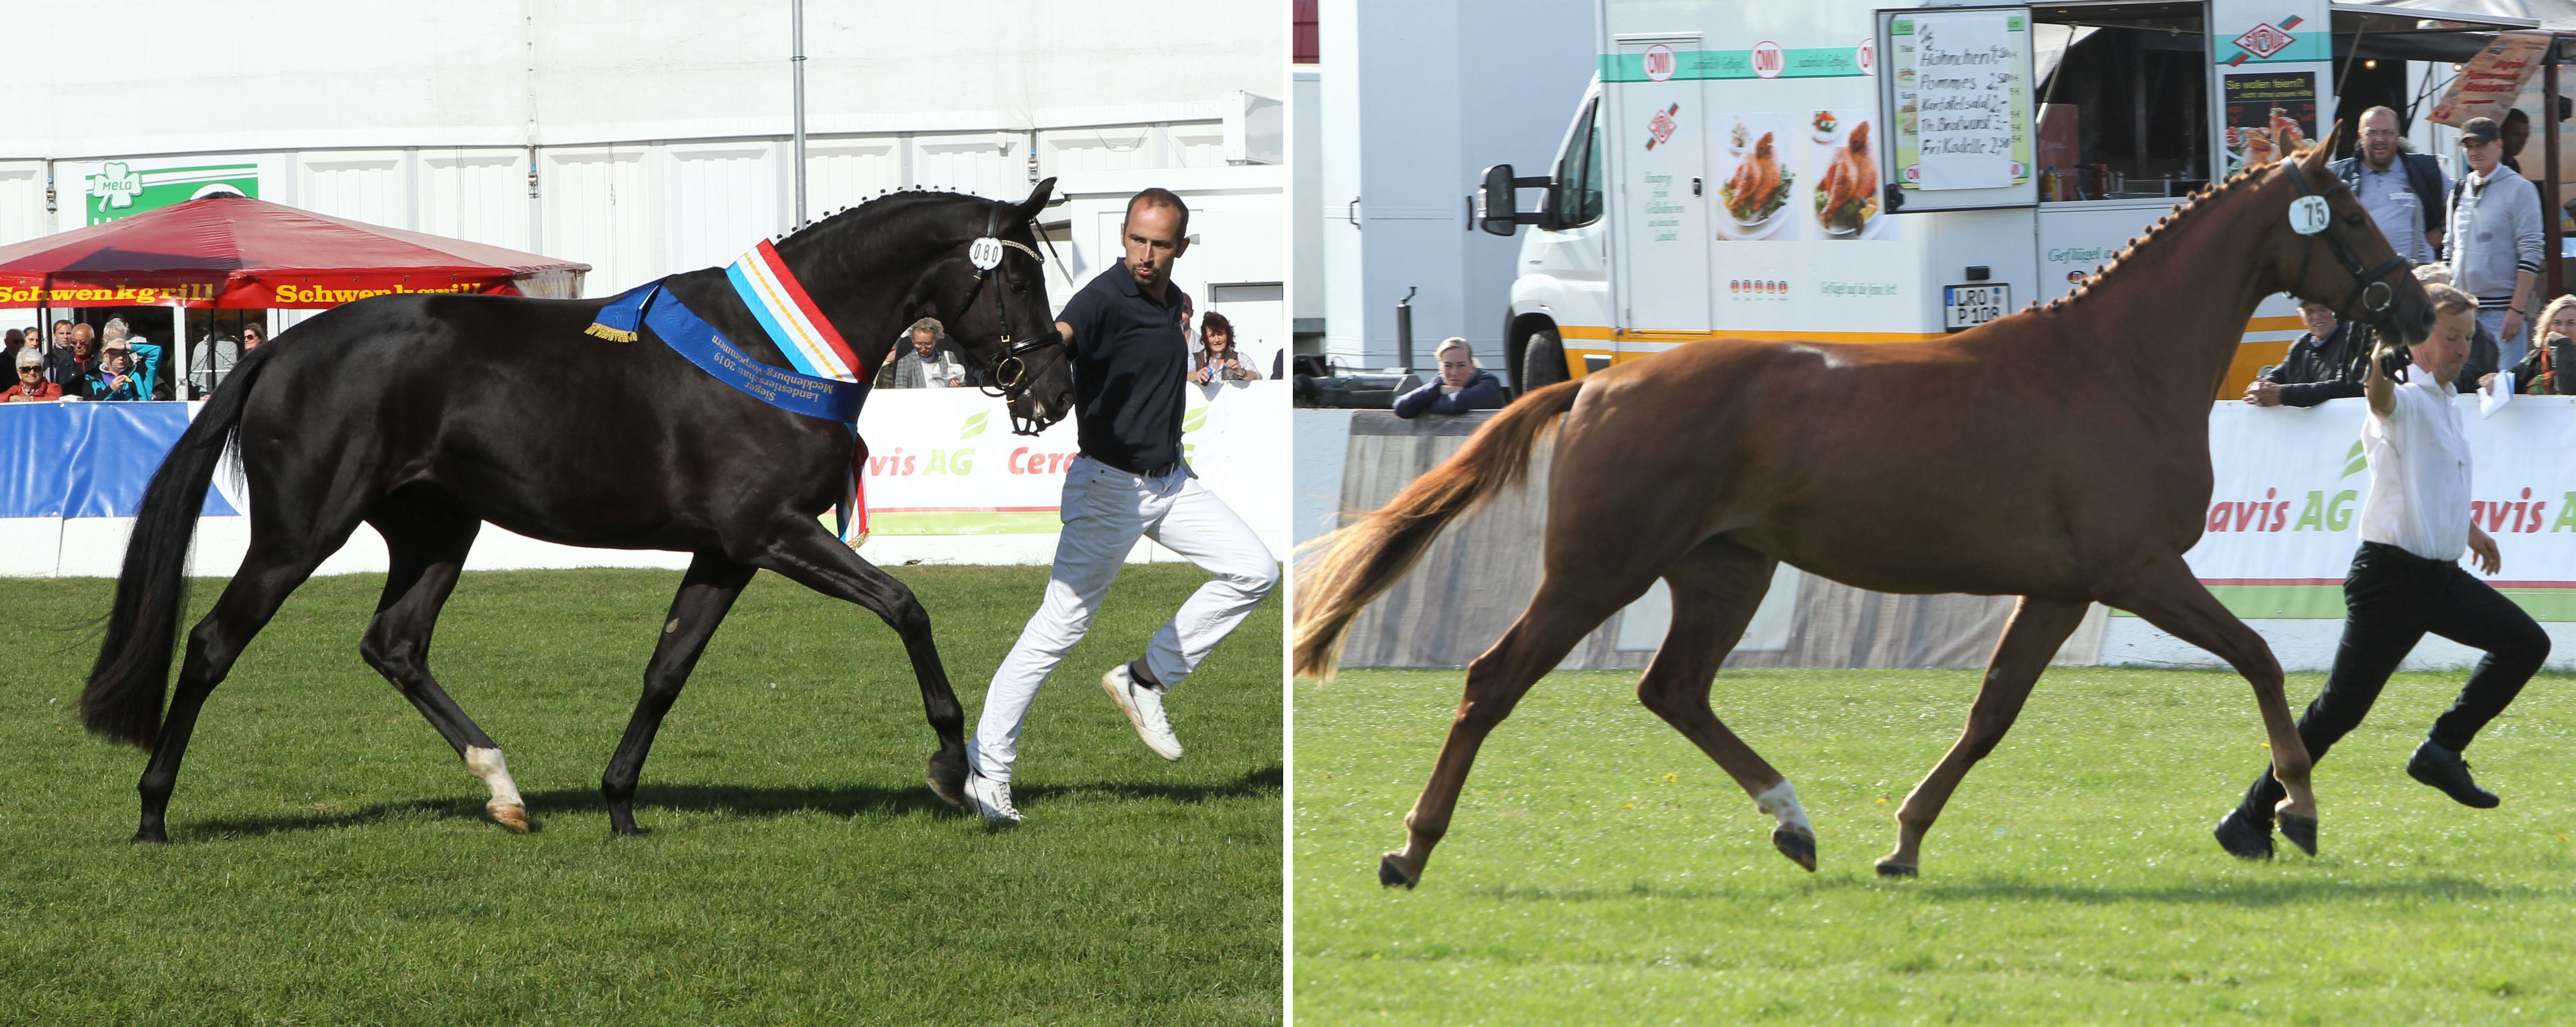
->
<box><xmin>1477</xmin><ymin>0</ymin><xmax>2541</xmax><ymax>394</ymax></box>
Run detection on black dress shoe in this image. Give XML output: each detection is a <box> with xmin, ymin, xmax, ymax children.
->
<box><xmin>2407</xmin><ymin>740</ymin><xmax>2500</xmax><ymax>809</ymax></box>
<box><xmin>2212</xmin><ymin>806</ymin><xmax>2273</xmax><ymax>860</ymax></box>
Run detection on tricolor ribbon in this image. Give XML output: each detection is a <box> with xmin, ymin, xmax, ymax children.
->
<box><xmin>590</xmin><ymin>268</ymin><xmax>875</xmax><ymax>548</ymax></box>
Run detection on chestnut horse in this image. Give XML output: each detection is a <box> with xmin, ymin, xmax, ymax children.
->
<box><xmin>82</xmin><ymin>181</ymin><xmax>1074</xmax><ymax>843</ymax></box>
<box><xmin>1296</xmin><ymin>133</ymin><xmax>2433</xmax><ymax>883</ymax></box>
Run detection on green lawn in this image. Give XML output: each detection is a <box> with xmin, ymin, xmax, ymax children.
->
<box><xmin>1</xmin><ymin>564</ymin><xmax>1279</xmax><ymax>1026</ymax></box>
<box><xmin>1297</xmin><ymin>666</ymin><xmax>2576</xmax><ymax>1024</ymax></box>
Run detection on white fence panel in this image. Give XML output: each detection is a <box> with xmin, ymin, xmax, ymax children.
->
<box><xmin>806</xmin><ymin>139</ymin><xmax>903</xmax><ymax>214</ymax></box>
<box><xmin>0</xmin><ymin>162</ymin><xmax>48</xmax><ymax>246</ymax></box>
<box><xmin>667</xmin><ymin>145</ymin><xmax>777</xmax><ymax>274</ymax></box>
<box><xmin>911</xmin><ymin>133</ymin><xmax>1018</xmax><ymax>199</ymax></box>
<box><xmin>420</xmin><ymin>150</ymin><xmax>529</xmax><ymax>251</ymax></box>
<box><xmin>544</xmin><ymin>147</ymin><xmax>658</xmax><ymax>296</ymax></box>
<box><xmin>298</xmin><ymin>152</ymin><xmax>408</xmax><ymax>228</ymax></box>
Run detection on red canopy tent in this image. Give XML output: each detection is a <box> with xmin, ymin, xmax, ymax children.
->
<box><xmin>0</xmin><ymin>193</ymin><xmax>587</xmax><ymax>310</ymax></box>
<box><xmin>0</xmin><ymin>193</ymin><xmax>587</xmax><ymax>398</ymax></box>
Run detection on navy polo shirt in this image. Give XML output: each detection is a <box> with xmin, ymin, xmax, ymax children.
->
<box><xmin>1056</xmin><ymin>262</ymin><xmax>1189</xmax><ymax>474</ymax></box>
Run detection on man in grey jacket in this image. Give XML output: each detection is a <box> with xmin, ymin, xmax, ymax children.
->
<box><xmin>2446</xmin><ymin>117</ymin><xmax>2543</xmax><ymax>358</ymax></box>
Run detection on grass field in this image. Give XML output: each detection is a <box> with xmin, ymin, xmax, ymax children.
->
<box><xmin>1296</xmin><ymin>665</ymin><xmax>2576</xmax><ymax>1024</ymax></box>
<box><xmin>0</xmin><ymin>564</ymin><xmax>1279</xmax><ymax>1026</ymax></box>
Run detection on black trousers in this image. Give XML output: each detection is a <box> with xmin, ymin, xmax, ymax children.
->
<box><xmin>2239</xmin><ymin>541</ymin><xmax>2552</xmax><ymax>819</ymax></box>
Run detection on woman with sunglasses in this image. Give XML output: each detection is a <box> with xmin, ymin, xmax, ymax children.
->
<box><xmin>6</xmin><ymin>349</ymin><xmax>63</xmax><ymax>401</ymax></box>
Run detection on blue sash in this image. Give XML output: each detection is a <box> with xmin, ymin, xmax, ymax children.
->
<box><xmin>589</xmin><ymin>282</ymin><xmax>874</xmax><ymax>543</ymax></box>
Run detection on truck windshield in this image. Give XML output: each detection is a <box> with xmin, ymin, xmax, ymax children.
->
<box><xmin>1556</xmin><ymin>96</ymin><xmax>1606</xmax><ymax>227</ymax></box>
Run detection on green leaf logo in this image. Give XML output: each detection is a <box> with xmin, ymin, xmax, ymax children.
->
<box><xmin>1182</xmin><ymin>406</ymin><xmax>1209</xmax><ymax>434</ymax></box>
<box><xmin>960</xmin><ymin>411</ymin><xmax>988</xmax><ymax>440</ymax></box>
<box><xmin>2340</xmin><ymin>440</ymin><xmax>2366</xmax><ymax>479</ymax></box>
<box><xmin>96</xmin><ymin>162</ymin><xmax>142</xmax><ymax>209</ymax></box>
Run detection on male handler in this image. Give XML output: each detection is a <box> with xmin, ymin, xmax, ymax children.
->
<box><xmin>2214</xmin><ymin>284</ymin><xmax>2552</xmax><ymax>859</ymax></box>
<box><xmin>961</xmin><ymin>188</ymin><xmax>1280</xmax><ymax>823</ymax></box>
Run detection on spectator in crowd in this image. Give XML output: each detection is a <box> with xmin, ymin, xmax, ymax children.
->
<box><xmin>1393</xmin><ymin>337</ymin><xmax>1508</xmax><ymax>418</ymax></box>
<box><xmin>50</xmin><ymin>324</ymin><xmax>98</xmax><ymax>399</ymax></box>
<box><xmin>1187</xmin><ymin>311</ymin><xmax>1260</xmax><ymax>383</ymax></box>
<box><xmin>2500</xmin><ymin>107</ymin><xmax>2531</xmax><ymax>177</ymax></box>
<box><xmin>100</xmin><ymin>320</ymin><xmax>166</xmax><ymax>400</ymax></box>
<box><xmin>889</xmin><ymin>317</ymin><xmax>966</xmax><ymax>388</ymax></box>
<box><xmin>2329</xmin><ymin>107</ymin><xmax>2446</xmax><ymax>265</ymax></box>
<box><xmin>2446</xmin><ymin>117</ymin><xmax>2542</xmax><ymax>354</ymax></box>
<box><xmin>88</xmin><ymin>343</ymin><xmax>144</xmax><ymax>401</ymax></box>
<box><xmin>6</xmin><ymin>348</ymin><xmax>62</xmax><ymax>402</ymax></box>
<box><xmin>241</xmin><ymin>322</ymin><xmax>264</xmax><ymax>352</ymax></box>
<box><xmin>2483</xmin><ymin>293</ymin><xmax>2576</xmax><ymax>395</ymax></box>
<box><xmin>2246</xmin><ymin>300</ymin><xmax>2365</xmax><ymax>407</ymax></box>
<box><xmin>3</xmin><ymin>329</ymin><xmax>21</xmax><ymax>365</ymax></box>
<box><xmin>2412</xmin><ymin>263</ymin><xmax>2501</xmax><ymax>393</ymax></box>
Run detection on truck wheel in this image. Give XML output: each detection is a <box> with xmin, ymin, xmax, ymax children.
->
<box><xmin>1521</xmin><ymin>326</ymin><xmax>1568</xmax><ymax>391</ymax></box>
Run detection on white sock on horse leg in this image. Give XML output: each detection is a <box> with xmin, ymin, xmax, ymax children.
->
<box><xmin>464</xmin><ymin>746</ymin><xmax>526</xmax><ymax>811</ymax></box>
<box><xmin>1754</xmin><ymin>780</ymin><xmax>1811</xmax><ymax>835</ymax></box>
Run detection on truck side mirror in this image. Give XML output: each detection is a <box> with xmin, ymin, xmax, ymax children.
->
<box><xmin>1476</xmin><ymin>164</ymin><xmax>1559</xmax><ymax>237</ymax></box>
<box><xmin>1477</xmin><ymin>164</ymin><xmax>1522</xmax><ymax>236</ymax></box>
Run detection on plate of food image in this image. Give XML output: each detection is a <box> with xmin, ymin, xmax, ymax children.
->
<box><xmin>1814</xmin><ymin>121</ymin><xmax>1879</xmax><ymax>236</ymax></box>
<box><xmin>1719</xmin><ymin>130</ymin><xmax>1796</xmax><ymax>239</ymax></box>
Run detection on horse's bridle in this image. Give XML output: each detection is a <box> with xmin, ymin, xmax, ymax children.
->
<box><xmin>955</xmin><ymin>202</ymin><xmax>1071</xmax><ymax>436</ymax></box>
<box><xmin>2285</xmin><ymin>164</ymin><xmax>2412</xmax><ymax>330</ymax></box>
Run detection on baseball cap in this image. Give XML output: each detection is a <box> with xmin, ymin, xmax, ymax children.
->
<box><xmin>2461</xmin><ymin>117</ymin><xmax>2503</xmax><ymax>144</ymax></box>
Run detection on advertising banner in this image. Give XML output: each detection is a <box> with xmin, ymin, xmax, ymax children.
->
<box><xmin>0</xmin><ymin>381</ymin><xmax>1290</xmax><ymax>576</ymax></box>
<box><xmin>2430</xmin><ymin>31</ymin><xmax>2553</xmax><ymax>127</ymax></box>
<box><xmin>83</xmin><ymin>160</ymin><xmax>259</xmax><ymax>225</ymax></box>
<box><xmin>2176</xmin><ymin>396</ymin><xmax>2576</xmax><ymax>621</ymax></box>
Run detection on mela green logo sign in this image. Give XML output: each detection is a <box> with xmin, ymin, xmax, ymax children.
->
<box><xmin>960</xmin><ymin>411</ymin><xmax>988</xmax><ymax>440</ymax></box>
<box><xmin>86</xmin><ymin>162</ymin><xmax>259</xmax><ymax>225</ymax></box>
<box><xmin>1182</xmin><ymin>406</ymin><xmax>1209</xmax><ymax>434</ymax></box>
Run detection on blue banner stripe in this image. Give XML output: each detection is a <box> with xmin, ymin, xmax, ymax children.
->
<box><xmin>0</xmin><ymin>402</ymin><xmax>240</xmax><ymax>519</ymax></box>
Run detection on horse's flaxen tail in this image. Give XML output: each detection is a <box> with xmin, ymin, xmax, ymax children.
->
<box><xmin>81</xmin><ymin>347</ymin><xmax>272</xmax><ymax>748</ymax></box>
<box><xmin>1292</xmin><ymin>379</ymin><xmax>1583</xmax><ymax>680</ymax></box>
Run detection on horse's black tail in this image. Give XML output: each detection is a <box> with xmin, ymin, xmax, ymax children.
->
<box><xmin>81</xmin><ymin>348</ymin><xmax>271</xmax><ymax>748</ymax></box>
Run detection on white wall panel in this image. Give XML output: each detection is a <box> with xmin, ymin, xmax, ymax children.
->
<box><xmin>806</xmin><ymin>139</ymin><xmax>902</xmax><ymax>215</ymax></box>
<box><xmin>420</xmin><ymin>150</ymin><xmax>529</xmax><ymax>251</ymax></box>
<box><xmin>667</xmin><ymin>145</ymin><xmax>777</xmax><ymax>274</ymax></box>
<box><xmin>1170</xmin><ymin>121</ymin><xmax>1229</xmax><ymax>168</ymax></box>
<box><xmin>0</xmin><ymin>163</ymin><xmax>49</xmax><ymax>246</ymax></box>
<box><xmin>911</xmin><ymin>134</ymin><xmax>1018</xmax><ymax>200</ymax></box>
<box><xmin>298</xmin><ymin>152</ymin><xmax>408</xmax><ymax>228</ymax></box>
<box><xmin>544</xmin><ymin>147</ymin><xmax>658</xmax><ymax>296</ymax></box>
<box><xmin>1041</xmin><ymin>126</ymin><xmax>1159</xmax><ymax>176</ymax></box>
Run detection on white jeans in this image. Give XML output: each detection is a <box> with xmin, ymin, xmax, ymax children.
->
<box><xmin>969</xmin><ymin>455</ymin><xmax>1279</xmax><ymax>783</ymax></box>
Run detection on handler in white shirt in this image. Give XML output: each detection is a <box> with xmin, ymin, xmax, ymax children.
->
<box><xmin>2213</xmin><ymin>283</ymin><xmax>2551</xmax><ymax>860</ymax></box>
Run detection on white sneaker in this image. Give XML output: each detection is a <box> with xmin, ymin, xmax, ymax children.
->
<box><xmin>963</xmin><ymin>768</ymin><xmax>1021</xmax><ymax>824</ymax></box>
<box><xmin>1102</xmin><ymin>662</ymin><xmax>1184</xmax><ymax>761</ymax></box>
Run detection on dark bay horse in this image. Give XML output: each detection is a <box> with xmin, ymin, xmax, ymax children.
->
<box><xmin>1297</xmin><ymin>135</ymin><xmax>2434</xmax><ymax>884</ymax></box>
<box><xmin>82</xmin><ymin>180</ymin><xmax>1075</xmax><ymax>843</ymax></box>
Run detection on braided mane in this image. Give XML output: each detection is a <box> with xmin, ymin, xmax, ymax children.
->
<box><xmin>2041</xmin><ymin>147</ymin><xmax>2317</xmax><ymax>311</ymax></box>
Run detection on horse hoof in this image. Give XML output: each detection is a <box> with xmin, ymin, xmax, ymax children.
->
<box><xmin>926</xmin><ymin>749</ymin><xmax>968</xmax><ymax>809</ymax></box>
<box><xmin>1378</xmin><ymin>853</ymin><xmax>1419</xmax><ymax>889</ymax></box>
<box><xmin>488</xmin><ymin>801</ymin><xmax>531</xmax><ymax>833</ymax></box>
<box><xmin>130</xmin><ymin>829</ymin><xmax>168</xmax><ymax>846</ymax></box>
<box><xmin>2278</xmin><ymin>812</ymin><xmax>2318</xmax><ymax>856</ymax></box>
<box><xmin>1874</xmin><ymin>859</ymin><xmax>1918</xmax><ymax>878</ymax></box>
<box><xmin>1772</xmin><ymin>826</ymin><xmax>1818</xmax><ymax>872</ymax></box>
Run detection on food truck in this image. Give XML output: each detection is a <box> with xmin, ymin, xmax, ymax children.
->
<box><xmin>1476</xmin><ymin>0</ymin><xmax>2563</xmax><ymax>394</ymax></box>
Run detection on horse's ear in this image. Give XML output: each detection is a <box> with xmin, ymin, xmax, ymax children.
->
<box><xmin>2301</xmin><ymin>121</ymin><xmax>2342</xmax><ymax>177</ymax></box>
<box><xmin>1018</xmin><ymin>177</ymin><xmax>1057</xmax><ymax>221</ymax></box>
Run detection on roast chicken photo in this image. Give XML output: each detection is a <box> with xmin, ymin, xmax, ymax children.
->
<box><xmin>1815</xmin><ymin>120</ymin><xmax>1878</xmax><ymax>234</ymax></box>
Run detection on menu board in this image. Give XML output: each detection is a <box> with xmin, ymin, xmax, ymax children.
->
<box><xmin>1888</xmin><ymin>10</ymin><xmax>2032</xmax><ymax>192</ymax></box>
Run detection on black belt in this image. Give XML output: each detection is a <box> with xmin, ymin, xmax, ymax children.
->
<box><xmin>1096</xmin><ymin>456</ymin><xmax>1182</xmax><ymax>478</ymax></box>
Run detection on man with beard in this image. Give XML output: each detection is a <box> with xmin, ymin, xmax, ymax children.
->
<box><xmin>2329</xmin><ymin>107</ymin><xmax>2446</xmax><ymax>266</ymax></box>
